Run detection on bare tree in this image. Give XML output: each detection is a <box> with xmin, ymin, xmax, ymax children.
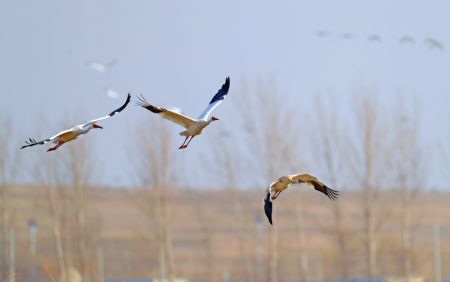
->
<box><xmin>187</xmin><ymin>189</ymin><xmax>216</xmax><ymax>282</ymax></box>
<box><xmin>235</xmin><ymin>77</ymin><xmax>304</xmax><ymax>282</ymax></box>
<box><xmin>311</xmin><ymin>94</ymin><xmax>352</xmax><ymax>281</ymax></box>
<box><xmin>133</xmin><ymin>119</ymin><xmax>177</xmax><ymax>282</ymax></box>
<box><xmin>391</xmin><ymin>96</ymin><xmax>424</xmax><ymax>279</ymax></box>
<box><xmin>347</xmin><ymin>86</ymin><xmax>395</xmax><ymax>281</ymax></box>
<box><xmin>62</xmin><ymin>140</ymin><xmax>98</xmax><ymax>282</ymax></box>
<box><xmin>32</xmin><ymin>130</ymin><xmax>99</xmax><ymax>282</ymax></box>
<box><xmin>0</xmin><ymin>116</ymin><xmax>20</xmax><ymax>280</ymax></box>
<box><xmin>205</xmin><ymin>128</ymin><xmax>255</xmax><ymax>282</ymax></box>
<box><xmin>33</xmin><ymin>152</ymin><xmax>69</xmax><ymax>281</ymax></box>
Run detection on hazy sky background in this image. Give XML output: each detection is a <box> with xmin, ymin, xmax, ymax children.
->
<box><xmin>1</xmin><ymin>0</ymin><xmax>449</xmax><ymax>188</ymax></box>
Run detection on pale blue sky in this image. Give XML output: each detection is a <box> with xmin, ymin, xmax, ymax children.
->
<box><xmin>1</xmin><ymin>0</ymin><xmax>449</xmax><ymax>188</ymax></box>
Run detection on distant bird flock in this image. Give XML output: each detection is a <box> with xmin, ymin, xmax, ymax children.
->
<box><xmin>316</xmin><ymin>30</ymin><xmax>445</xmax><ymax>51</ymax></box>
<box><xmin>22</xmin><ymin>76</ymin><xmax>338</xmax><ymax>224</ymax></box>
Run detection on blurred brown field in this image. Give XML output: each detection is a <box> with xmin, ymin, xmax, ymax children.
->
<box><xmin>4</xmin><ymin>184</ymin><xmax>450</xmax><ymax>282</ymax></box>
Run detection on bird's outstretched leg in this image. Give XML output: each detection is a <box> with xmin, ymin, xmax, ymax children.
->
<box><xmin>184</xmin><ymin>136</ymin><xmax>195</xmax><ymax>148</ymax></box>
<box><xmin>178</xmin><ymin>136</ymin><xmax>189</xmax><ymax>149</ymax></box>
<box><xmin>271</xmin><ymin>191</ymin><xmax>281</xmax><ymax>200</ymax></box>
<box><xmin>47</xmin><ymin>141</ymin><xmax>64</xmax><ymax>152</ymax></box>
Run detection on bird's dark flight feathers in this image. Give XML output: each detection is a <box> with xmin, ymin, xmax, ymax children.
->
<box><xmin>108</xmin><ymin>93</ymin><xmax>131</xmax><ymax>116</ymax></box>
<box><xmin>208</xmin><ymin>77</ymin><xmax>230</xmax><ymax>105</ymax></box>
<box><xmin>264</xmin><ymin>191</ymin><xmax>273</xmax><ymax>225</ymax></box>
<box><xmin>135</xmin><ymin>94</ymin><xmax>164</xmax><ymax>113</ymax></box>
<box><xmin>20</xmin><ymin>138</ymin><xmax>48</xmax><ymax>149</ymax></box>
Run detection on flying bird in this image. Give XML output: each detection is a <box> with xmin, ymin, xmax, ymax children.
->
<box><xmin>264</xmin><ymin>173</ymin><xmax>338</xmax><ymax>225</ymax></box>
<box><xmin>400</xmin><ymin>36</ymin><xmax>415</xmax><ymax>44</ymax></box>
<box><xmin>316</xmin><ymin>30</ymin><xmax>330</xmax><ymax>38</ymax></box>
<box><xmin>368</xmin><ymin>34</ymin><xmax>382</xmax><ymax>42</ymax></box>
<box><xmin>21</xmin><ymin>94</ymin><xmax>131</xmax><ymax>152</ymax></box>
<box><xmin>340</xmin><ymin>32</ymin><xmax>354</xmax><ymax>40</ymax></box>
<box><xmin>424</xmin><ymin>38</ymin><xmax>444</xmax><ymax>51</ymax></box>
<box><xmin>105</xmin><ymin>88</ymin><xmax>122</xmax><ymax>100</ymax></box>
<box><xmin>136</xmin><ymin>77</ymin><xmax>230</xmax><ymax>149</ymax></box>
<box><xmin>87</xmin><ymin>59</ymin><xmax>117</xmax><ymax>73</ymax></box>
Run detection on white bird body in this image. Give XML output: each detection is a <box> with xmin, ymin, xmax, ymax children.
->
<box><xmin>21</xmin><ymin>94</ymin><xmax>131</xmax><ymax>152</ymax></box>
<box><xmin>106</xmin><ymin>89</ymin><xmax>121</xmax><ymax>100</ymax></box>
<box><xmin>69</xmin><ymin>124</ymin><xmax>94</xmax><ymax>136</ymax></box>
<box><xmin>180</xmin><ymin>119</ymin><xmax>214</xmax><ymax>137</ymax></box>
<box><xmin>87</xmin><ymin>59</ymin><xmax>117</xmax><ymax>73</ymax></box>
<box><xmin>89</xmin><ymin>63</ymin><xmax>107</xmax><ymax>73</ymax></box>
<box><xmin>137</xmin><ymin>77</ymin><xmax>230</xmax><ymax>149</ymax></box>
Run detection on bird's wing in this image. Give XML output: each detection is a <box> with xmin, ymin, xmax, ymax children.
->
<box><xmin>82</xmin><ymin>93</ymin><xmax>131</xmax><ymax>127</ymax></box>
<box><xmin>20</xmin><ymin>128</ymin><xmax>71</xmax><ymax>149</ymax></box>
<box><xmin>20</xmin><ymin>137</ymin><xmax>51</xmax><ymax>149</ymax></box>
<box><xmin>197</xmin><ymin>77</ymin><xmax>230</xmax><ymax>120</ymax></box>
<box><xmin>136</xmin><ymin>94</ymin><xmax>196</xmax><ymax>129</ymax></box>
<box><xmin>291</xmin><ymin>173</ymin><xmax>339</xmax><ymax>200</ymax></box>
<box><xmin>264</xmin><ymin>186</ymin><xmax>273</xmax><ymax>225</ymax></box>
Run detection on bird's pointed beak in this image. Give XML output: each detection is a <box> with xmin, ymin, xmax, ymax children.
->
<box><xmin>93</xmin><ymin>124</ymin><xmax>103</xmax><ymax>129</ymax></box>
<box><xmin>212</xmin><ymin>116</ymin><xmax>219</xmax><ymax>121</ymax></box>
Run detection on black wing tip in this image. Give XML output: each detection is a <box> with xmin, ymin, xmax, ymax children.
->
<box><xmin>108</xmin><ymin>92</ymin><xmax>132</xmax><ymax>116</ymax></box>
<box><xmin>135</xmin><ymin>94</ymin><xmax>163</xmax><ymax>114</ymax></box>
<box><xmin>208</xmin><ymin>77</ymin><xmax>231</xmax><ymax>105</ymax></box>
<box><xmin>223</xmin><ymin>76</ymin><xmax>230</xmax><ymax>92</ymax></box>
<box><xmin>20</xmin><ymin>138</ymin><xmax>41</xmax><ymax>149</ymax></box>
<box><xmin>122</xmin><ymin>93</ymin><xmax>132</xmax><ymax>108</ymax></box>
<box><xmin>325</xmin><ymin>186</ymin><xmax>339</xmax><ymax>201</ymax></box>
<box><xmin>120</xmin><ymin>92</ymin><xmax>131</xmax><ymax>106</ymax></box>
<box><xmin>264</xmin><ymin>196</ymin><xmax>273</xmax><ymax>225</ymax></box>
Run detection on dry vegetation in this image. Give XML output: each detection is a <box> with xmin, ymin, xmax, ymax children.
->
<box><xmin>3</xmin><ymin>186</ymin><xmax>450</xmax><ymax>282</ymax></box>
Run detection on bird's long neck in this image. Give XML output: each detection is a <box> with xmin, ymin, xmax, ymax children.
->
<box><xmin>76</xmin><ymin>125</ymin><xmax>92</xmax><ymax>135</ymax></box>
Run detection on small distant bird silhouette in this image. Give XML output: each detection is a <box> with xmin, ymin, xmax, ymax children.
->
<box><xmin>316</xmin><ymin>30</ymin><xmax>330</xmax><ymax>38</ymax></box>
<box><xmin>21</xmin><ymin>94</ymin><xmax>131</xmax><ymax>152</ymax></box>
<box><xmin>340</xmin><ymin>32</ymin><xmax>354</xmax><ymax>40</ymax></box>
<box><xmin>87</xmin><ymin>59</ymin><xmax>117</xmax><ymax>73</ymax></box>
<box><xmin>264</xmin><ymin>173</ymin><xmax>338</xmax><ymax>225</ymax></box>
<box><xmin>368</xmin><ymin>34</ymin><xmax>382</xmax><ymax>42</ymax></box>
<box><xmin>136</xmin><ymin>77</ymin><xmax>230</xmax><ymax>149</ymax></box>
<box><xmin>105</xmin><ymin>88</ymin><xmax>122</xmax><ymax>100</ymax></box>
<box><xmin>399</xmin><ymin>36</ymin><xmax>415</xmax><ymax>44</ymax></box>
<box><xmin>425</xmin><ymin>38</ymin><xmax>444</xmax><ymax>51</ymax></box>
